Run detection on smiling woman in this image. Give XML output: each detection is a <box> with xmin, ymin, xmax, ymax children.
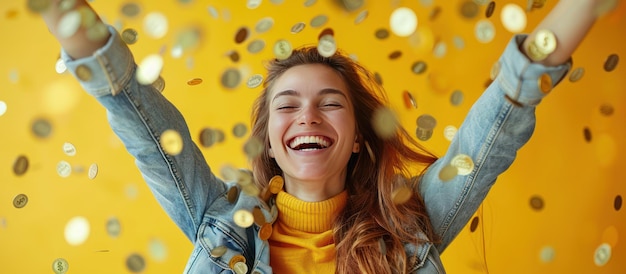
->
<box><xmin>28</xmin><ymin>0</ymin><xmax>616</xmax><ymax>273</ymax></box>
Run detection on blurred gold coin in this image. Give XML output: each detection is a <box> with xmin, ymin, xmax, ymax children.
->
<box><xmin>232</xmin><ymin>123</ymin><xmax>248</xmax><ymax>138</ymax></box>
<box><xmin>13</xmin><ymin>155</ymin><xmax>29</xmax><ymax>176</ymax></box>
<box><xmin>389</xmin><ymin>50</ymin><xmax>402</xmax><ymax>60</ymax></box>
<box><xmin>583</xmin><ymin>127</ymin><xmax>592</xmax><ymax>143</ymax></box>
<box><xmin>290</xmin><ymin>22</ymin><xmax>306</xmax><ymax>34</ymax></box>
<box><xmin>258</xmin><ymin>223</ymin><xmax>273</xmax><ymax>240</ymax></box>
<box><xmin>268</xmin><ymin>175</ymin><xmax>284</xmax><ymax>194</ymax></box>
<box><xmin>569</xmin><ymin>67</ymin><xmax>585</xmax><ymax>82</ymax></box>
<box><xmin>86</xmin><ymin>22</ymin><xmax>108</xmax><ymax>41</ymax></box>
<box><xmin>0</xmin><ymin>101</ymin><xmax>6</xmax><ymax>117</ymax></box>
<box><xmin>243</xmin><ymin>136</ymin><xmax>264</xmax><ymax>159</ymax></box>
<box><xmin>247</xmin><ymin>0</ymin><xmax>262</xmax><ymax>9</ymax></box>
<box><xmin>227</xmin><ymin>50</ymin><xmax>240</xmax><ymax>63</ymax></box>
<box><xmin>252</xmin><ymin>206</ymin><xmax>266</xmax><ymax>226</ymax></box>
<box><xmin>148</xmin><ymin>238</ymin><xmax>167</xmax><ymax>262</ymax></box>
<box><xmin>432</xmin><ymin>41</ymin><xmax>447</xmax><ymax>58</ymax></box>
<box><xmin>416</xmin><ymin>114</ymin><xmax>436</xmax><ymax>129</ymax></box>
<box><xmin>500</xmin><ymin>3</ymin><xmax>527</xmax><ymax>33</ymax></box>
<box><xmin>210</xmin><ymin>246</ymin><xmax>227</xmax><ymax>257</ymax></box>
<box><xmin>341</xmin><ymin>0</ymin><xmax>365</xmax><ymax>11</ymax></box>
<box><xmin>126</xmin><ymin>253</ymin><xmax>145</xmax><ymax>273</ymax></box>
<box><xmin>13</xmin><ymin>194</ymin><xmax>28</xmax><ymax>208</ymax></box>
<box><xmin>121</xmin><ymin>2</ymin><xmax>141</xmax><ymax>18</ymax></box>
<box><xmin>310</xmin><ymin>14</ymin><xmax>329</xmax><ymax>28</ymax></box>
<box><xmin>76</xmin><ymin>64</ymin><xmax>93</xmax><ymax>82</ymax></box>
<box><xmin>391</xmin><ymin>185</ymin><xmax>412</xmax><ymax>204</ymax></box>
<box><xmin>255</xmin><ymin>17</ymin><xmax>274</xmax><ymax>33</ymax></box>
<box><xmin>88</xmin><ymin>163</ymin><xmax>98</xmax><ymax>180</ymax></box>
<box><xmin>160</xmin><ymin>129</ymin><xmax>183</xmax><ymax>156</ymax></box>
<box><xmin>594</xmin><ymin>243</ymin><xmax>612</xmax><ymax>266</ymax></box>
<box><xmin>52</xmin><ymin>258</ymin><xmax>69</xmax><ymax>274</ymax></box>
<box><xmin>526</xmin><ymin>41</ymin><xmax>546</xmax><ymax>61</ymax></box>
<box><xmin>187</xmin><ymin>78</ymin><xmax>203</xmax><ymax>86</ymax></box>
<box><xmin>199</xmin><ymin>128</ymin><xmax>217</xmax><ymax>147</ymax></box>
<box><xmin>460</xmin><ymin>1</ymin><xmax>479</xmax><ymax>19</ymax></box>
<box><xmin>438</xmin><ymin>164</ymin><xmax>458</xmax><ymax>181</ymax></box>
<box><xmin>27</xmin><ymin>0</ymin><xmax>51</xmax><ymax>13</ymax></box>
<box><xmin>143</xmin><ymin>12</ymin><xmax>168</xmax><ymax>39</ymax></box>
<box><xmin>106</xmin><ymin>217</ymin><xmax>121</xmax><ymax>238</ymax></box>
<box><xmin>77</xmin><ymin>6</ymin><xmax>95</xmax><ymax>27</ymax></box>
<box><xmin>220</xmin><ymin>165</ymin><xmax>239</xmax><ymax>182</ymax></box>
<box><xmin>354</xmin><ymin>10</ymin><xmax>368</xmax><ymax>24</ymax></box>
<box><xmin>453</xmin><ymin>36</ymin><xmax>465</xmax><ymax>49</ymax></box>
<box><xmin>121</xmin><ymin>28</ymin><xmax>139</xmax><ymax>45</ymax></box>
<box><xmin>486</xmin><ymin>1</ymin><xmax>496</xmax><ymax>18</ymax></box>
<box><xmin>304</xmin><ymin>0</ymin><xmax>317</xmax><ymax>7</ymax></box>
<box><xmin>443</xmin><ymin>125</ymin><xmax>457</xmax><ymax>141</ymax></box>
<box><xmin>429</xmin><ymin>6</ymin><xmax>441</xmax><ymax>21</ymax></box>
<box><xmin>450</xmin><ymin>90</ymin><xmax>464</xmax><ymax>106</ymax></box>
<box><xmin>246</xmin><ymin>74</ymin><xmax>263</xmax><ymax>88</ymax></box>
<box><xmin>136</xmin><ymin>54</ymin><xmax>163</xmax><ymax>85</ymax></box>
<box><xmin>57</xmin><ymin>160</ymin><xmax>72</xmax><ymax>178</ymax></box>
<box><xmin>535</xmin><ymin>29</ymin><xmax>557</xmax><ymax>55</ymax></box>
<box><xmin>232</xmin><ymin>261</ymin><xmax>248</xmax><ymax>274</ymax></box>
<box><xmin>600</xmin><ymin>104</ymin><xmax>614</xmax><ymax>116</ymax></box>
<box><xmin>317</xmin><ymin>34</ymin><xmax>337</xmax><ymax>57</ymax></box>
<box><xmin>233</xmin><ymin>209</ymin><xmax>254</xmax><ymax>228</ymax></box>
<box><xmin>539</xmin><ymin>246</ymin><xmax>555</xmax><ymax>263</ymax></box>
<box><xmin>411</xmin><ymin>61</ymin><xmax>427</xmax><ymax>75</ymax></box>
<box><xmin>372</xmin><ymin>107</ymin><xmax>399</xmax><ymax>139</ymax></box>
<box><xmin>375</xmin><ymin>28</ymin><xmax>390</xmax><ymax>40</ymax></box>
<box><xmin>529</xmin><ymin>195</ymin><xmax>544</xmax><ymax>210</ymax></box>
<box><xmin>57</xmin><ymin>10</ymin><xmax>81</xmax><ymax>38</ymax></box>
<box><xmin>364</xmin><ymin>141</ymin><xmax>376</xmax><ymax>163</ymax></box>
<box><xmin>604</xmin><ymin>54</ymin><xmax>619</xmax><ymax>72</ymax></box>
<box><xmin>63</xmin><ymin>142</ymin><xmax>77</xmax><ymax>156</ymax></box>
<box><xmin>469</xmin><ymin>216</ymin><xmax>480</xmax><ymax>232</ymax></box>
<box><xmin>242</xmin><ymin>184</ymin><xmax>260</xmax><ymax>196</ymax></box>
<box><xmin>538</xmin><ymin>73</ymin><xmax>552</xmax><ymax>94</ymax></box>
<box><xmin>614</xmin><ymin>195</ymin><xmax>622</xmax><ymax>211</ymax></box>
<box><xmin>451</xmin><ymin>154</ymin><xmax>474</xmax><ymax>175</ymax></box>
<box><xmin>390</xmin><ymin>7</ymin><xmax>418</xmax><ymax>37</ymax></box>
<box><xmin>221</xmin><ymin>68</ymin><xmax>242</xmax><ymax>89</ymax></box>
<box><xmin>273</xmin><ymin>39</ymin><xmax>293</xmax><ymax>60</ymax></box>
<box><xmin>227</xmin><ymin>186</ymin><xmax>239</xmax><ymax>204</ymax></box>
<box><xmin>403</xmin><ymin>90</ymin><xmax>417</xmax><ymax>109</ymax></box>
<box><xmin>234</xmin><ymin>27</ymin><xmax>249</xmax><ymax>44</ymax></box>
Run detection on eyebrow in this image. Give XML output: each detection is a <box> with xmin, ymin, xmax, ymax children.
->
<box><xmin>271</xmin><ymin>88</ymin><xmax>348</xmax><ymax>102</ymax></box>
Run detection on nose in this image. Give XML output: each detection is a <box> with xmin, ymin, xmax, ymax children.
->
<box><xmin>298</xmin><ymin>105</ymin><xmax>322</xmax><ymax>125</ymax></box>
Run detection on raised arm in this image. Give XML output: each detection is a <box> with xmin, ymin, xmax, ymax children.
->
<box><xmin>36</xmin><ymin>0</ymin><xmax>226</xmax><ymax>241</ymax></box>
<box><xmin>419</xmin><ymin>0</ymin><xmax>612</xmax><ymax>252</ymax></box>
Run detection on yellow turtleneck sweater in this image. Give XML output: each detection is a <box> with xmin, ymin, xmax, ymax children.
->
<box><xmin>269</xmin><ymin>190</ymin><xmax>348</xmax><ymax>273</ymax></box>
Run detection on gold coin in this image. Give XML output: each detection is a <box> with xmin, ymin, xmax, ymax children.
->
<box><xmin>0</xmin><ymin>101</ymin><xmax>7</xmax><ymax>117</ymax></box>
<box><xmin>246</xmin><ymin>0</ymin><xmax>262</xmax><ymax>9</ymax></box>
<box><xmin>317</xmin><ymin>34</ymin><xmax>337</xmax><ymax>57</ymax></box>
<box><xmin>450</xmin><ymin>90</ymin><xmax>464</xmax><ymax>106</ymax></box>
<box><xmin>258</xmin><ymin>223</ymin><xmax>273</xmax><ymax>240</ymax></box>
<box><xmin>57</xmin><ymin>160</ymin><xmax>72</xmax><ymax>178</ymax></box>
<box><xmin>594</xmin><ymin>243</ymin><xmax>612</xmax><ymax>266</ymax></box>
<box><xmin>304</xmin><ymin>0</ymin><xmax>317</xmax><ymax>7</ymax></box>
<box><xmin>52</xmin><ymin>258</ymin><xmax>69</xmax><ymax>274</ymax></box>
<box><xmin>252</xmin><ymin>206</ymin><xmax>266</xmax><ymax>226</ymax></box>
<box><xmin>429</xmin><ymin>6</ymin><xmax>441</xmax><ymax>21</ymax></box>
<box><xmin>227</xmin><ymin>186</ymin><xmax>239</xmax><ymax>204</ymax></box>
<box><xmin>534</xmin><ymin>29</ymin><xmax>557</xmax><ymax>55</ymax></box>
<box><xmin>416</xmin><ymin>114</ymin><xmax>436</xmax><ymax>130</ymax></box>
<box><xmin>460</xmin><ymin>1</ymin><xmax>479</xmax><ymax>19</ymax></box>
<box><xmin>290</xmin><ymin>22</ymin><xmax>306</xmax><ymax>34</ymax></box>
<box><xmin>12</xmin><ymin>155</ymin><xmax>29</xmax><ymax>176</ymax></box>
<box><xmin>13</xmin><ymin>194</ymin><xmax>28</xmax><ymax>209</ymax></box>
<box><xmin>538</xmin><ymin>73</ymin><xmax>552</xmax><ymax>94</ymax></box>
<box><xmin>86</xmin><ymin>22</ymin><xmax>107</xmax><ymax>41</ymax></box>
<box><xmin>199</xmin><ymin>128</ymin><xmax>217</xmax><ymax>148</ymax></box>
<box><xmin>317</xmin><ymin>28</ymin><xmax>334</xmax><ymax>40</ymax></box>
<box><xmin>55</xmin><ymin>58</ymin><xmax>67</xmax><ymax>74</ymax></box>
<box><xmin>453</xmin><ymin>36</ymin><xmax>465</xmax><ymax>49</ymax></box>
<box><xmin>451</xmin><ymin>154</ymin><xmax>474</xmax><ymax>175</ymax></box>
<box><xmin>143</xmin><ymin>12</ymin><xmax>168</xmax><ymax>39</ymax></box>
<box><xmin>411</xmin><ymin>61</ymin><xmax>427</xmax><ymax>75</ymax></box>
<box><xmin>539</xmin><ymin>246</ymin><xmax>555</xmax><ymax>263</ymax></box>
<box><xmin>438</xmin><ymin>164</ymin><xmax>458</xmax><ymax>181</ymax></box>
<box><xmin>136</xmin><ymin>54</ymin><xmax>163</xmax><ymax>85</ymax></box>
<box><xmin>234</xmin><ymin>27</ymin><xmax>249</xmax><ymax>44</ymax></box>
<box><xmin>126</xmin><ymin>253</ymin><xmax>146</xmax><ymax>273</ymax></box>
<box><xmin>273</xmin><ymin>39</ymin><xmax>293</xmax><ymax>60</ymax></box>
<box><xmin>402</xmin><ymin>90</ymin><xmax>417</xmax><ymax>109</ymax></box>
<box><xmin>229</xmin><ymin>254</ymin><xmax>246</xmax><ymax>269</ymax></box>
<box><xmin>255</xmin><ymin>17</ymin><xmax>274</xmax><ymax>33</ymax></box>
<box><xmin>210</xmin><ymin>246</ymin><xmax>227</xmax><ymax>257</ymax></box>
<box><xmin>604</xmin><ymin>54</ymin><xmax>619</xmax><ymax>72</ymax></box>
<box><xmin>121</xmin><ymin>2</ymin><xmax>141</xmax><ymax>18</ymax></box>
<box><xmin>583</xmin><ymin>127</ymin><xmax>592</xmax><ymax>143</ymax></box>
<box><xmin>233</xmin><ymin>210</ymin><xmax>254</xmax><ymax>228</ymax></box>
<box><xmin>443</xmin><ymin>125</ymin><xmax>458</xmax><ymax>141</ymax></box>
<box><xmin>526</xmin><ymin>41</ymin><xmax>547</xmax><ymax>61</ymax></box>
<box><xmin>391</xmin><ymin>185</ymin><xmax>412</xmax><ymax>205</ymax></box>
<box><xmin>372</xmin><ymin>107</ymin><xmax>399</xmax><ymax>139</ymax></box>
<box><xmin>500</xmin><ymin>3</ymin><xmax>527</xmax><ymax>33</ymax></box>
<box><xmin>232</xmin><ymin>261</ymin><xmax>248</xmax><ymax>274</ymax></box>
<box><xmin>310</xmin><ymin>14</ymin><xmax>328</xmax><ymax>28</ymax></box>
<box><xmin>243</xmin><ymin>136</ymin><xmax>264</xmax><ymax>159</ymax></box>
<box><xmin>390</xmin><ymin>7</ymin><xmax>418</xmax><ymax>37</ymax></box>
<box><xmin>76</xmin><ymin>64</ymin><xmax>93</xmax><ymax>82</ymax></box>
<box><xmin>160</xmin><ymin>129</ymin><xmax>183</xmax><ymax>156</ymax></box>
<box><xmin>529</xmin><ymin>195</ymin><xmax>544</xmax><ymax>211</ymax></box>
<box><xmin>221</xmin><ymin>68</ymin><xmax>242</xmax><ymax>89</ymax></box>
<box><xmin>469</xmin><ymin>216</ymin><xmax>479</xmax><ymax>232</ymax></box>
<box><xmin>415</xmin><ymin>127</ymin><xmax>433</xmax><ymax>142</ymax></box>
<box><xmin>63</xmin><ymin>142</ymin><xmax>77</xmax><ymax>156</ymax></box>
<box><xmin>220</xmin><ymin>165</ymin><xmax>239</xmax><ymax>182</ymax></box>
<box><xmin>187</xmin><ymin>78</ymin><xmax>203</xmax><ymax>86</ymax></box>
<box><xmin>341</xmin><ymin>0</ymin><xmax>365</xmax><ymax>11</ymax></box>
<box><xmin>87</xmin><ymin>163</ymin><xmax>98</xmax><ymax>180</ymax></box>
<box><xmin>27</xmin><ymin>0</ymin><xmax>51</xmax><ymax>13</ymax></box>
<box><xmin>57</xmin><ymin>10</ymin><xmax>81</xmax><ymax>38</ymax></box>
<box><xmin>374</xmin><ymin>72</ymin><xmax>383</xmax><ymax>86</ymax></box>
<box><xmin>106</xmin><ymin>217</ymin><xmax>121</xmax><ymax>238</ymax></box>
<box><xmin>374</xmin><ymin>28</ymin><xmax>390</xmax><ymax>40</ymax></box>
<box><xmin>614</xmin><ymin>195</ymin><xmax>622</xmax><ymax>211</ymax></box>
<box><xmin>354</xmin><ymin>10</ymin><xmax>368</xmax><ymax>24</ymax></box>
<box><xmin>475</xmin><ymin>19</ymin><xmax>495</xmax><ymax>43</ymax></box>
<box><xmin>268</xmin><ymin>176</ymin><xmax>284</xmax><ymax>194</ymax></box>
<box><xmin>569</xmin><ymin>67</ymin><xmax>585</xmax><ymax>82</ymax></box>
<box><xmin>388</xmin><ymin>50</ymin><xmax>402</xmax><ymax>60</ymax></box>
<box><xmin>246</xmin><ymin>74</ymin><xmax>263</xmax><ymax>89</ymax></box>
<box><xmin>432</xmin><ymin>41</ymin><xmax>447</xmax><ymax>58</ymax></box>
<box><xmin>600</xmin><ymin>104</ymin><xmax>614</xmax><ymax>116</ymax></box>
<box><xmin>121</xmin><ymin>28</ymin><xmax>139</xmax><ymax>45</ymax></box>
<box><xmin>242</xmin><ymin>184</ymin><xmax>260</xmax><ymax>197</ymax></box>
<box><xmin>232</xmin><ymin>123</ymin><xmax>248</xmax><ymax>138</ymax></box>
<box><xmin>485</xmin><ymin>1</ymin><xmax>496</xmax><ymax>18</ymax></box>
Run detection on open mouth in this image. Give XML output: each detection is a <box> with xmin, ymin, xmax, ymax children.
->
<box><xmin>288</xmin><ymin>136</ymin><xmax>332</xmax><ymax>151</ymax></box>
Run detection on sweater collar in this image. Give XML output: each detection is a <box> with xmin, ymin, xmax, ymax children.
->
<box><xmin>275</xmin><ymin>190</ymin><xmax>348</xmax><ymax>233</ymax></box>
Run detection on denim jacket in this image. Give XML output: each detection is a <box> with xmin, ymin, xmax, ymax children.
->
<box><xmin>61</xmin><ymin>26</ymin><xmax>570</xmax><ymax>273</ymax></box>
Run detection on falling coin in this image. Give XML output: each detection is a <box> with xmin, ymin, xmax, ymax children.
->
<box><xmin>232</xmin><ymin>123</ymin><xmax>248</xmax><ymax>138</ymax></box>
<box><xmin>402</xmin><ymin>90</ymin><xmax>417</xmax><ymax>109</ymax></box>
<box><xmin>411</xmin><ymin>61</ymin><xmax>427</xmax><ymax>75</ymax></box>
<box><xmin>13</xmin><ymin>194</ymin><xmax>28</xmax><ymax>209</ymax></box>
<box><xmin>317</xmin><ymin>34</ymin><xmax>337</xmax><ymax>57</ymax></box>
<box><xmin>372</xmin><ymin>107</ymin><xmax>399</xmax><ymax>139</ymax></box>
<box><xmin>375</xmin><ymin>28</ymin><xmax>390</xmax><ymax>40</ymax></box>
<box><xmin>63</xmin><ymin>142</ymin><xmax>77</xmax><ymax>156</ymax></box>
<box><xmin>354</xmin><ymin>10</ymin><xmax>368</xmax><ymax>24</ymax></box>
<box><xmin>415</xmin><ymin>114</ymin><xmax>436</xmax><ymax>141</ymax></box>
<box><xmin>569</xmin><ymin>67</ymin><xmax>585</xmax><ymax>82</ymax></box>
<box><xmin>136</xmin><ymin>54</ymin><xmax>163</xmax><ymax>85</ymax></box>
<box><xmin>460</xmin><ymin>0</ymin><xmax>479</xmax><ymax>19</ymax></box>
<box><xmin>529</xmin><ymin>195</ymin><xmax>544</xmax><ymax>211</ymax></box>
<box><xmin>126</xmin><ymin>253</ymin><xmax>146</xmax><ymax>273</ymax></box>
<box><xmin>27</xmin><ymin>0</ymin><xmax>51</xmax><ymax>13</ymax></box>
<box><xmin>88</xmin><ymin>163</ymin><xmax>98</xmax><ymax>180</ymax></box>
<box><xmin>233</xmin><ymin>209</ymin><xmax>254</xmax><ymax>228</ymax></box>
<box><xmin>143</xmin><ymin>12</ymin><xmax>168</xmax><ymax>39</ymax></box>
<box><xmin>500</xmin><ymin>3</ymin><xmax>527</xmax><ymax>33</ymax></box>
<box><xmin>57</xmin><ymin>160</ymin><xmax>72</xmax><ymax>178</ymax></box>
<box><xmin>187</xmin><ymin>78</ymin><xmax>203</xmax><ymax>86</ymax></box>
<box><xmin>475</xmin><ymin>19</ymin><xmax>495</xmax><ymax>43</ymax></box>
<box><xmin>310</xmin><ymin>14</ymin><xmax>329</xmax><ymax>27</ymax></box>
<box><xmin>273</xmin><ymin>39</ymin><xmax>293</xmax><ymax>60</ymax></box>
<box><xmin>234</xmin><ymin>27</ymin><xmax>249</xmax><ymax>44</ymax></box>
<box><xmin>594</xmin><ymin>243</ymin><xmax>612</xmax><ymax>266</ymax></box>
<box><xmin>210</xmin><ymin>246</ymin><xmax>227</xmax><ymax>257</ymax></box>
<box><xmin>390</xmin><ymin>7</ymin><xmax>418</xmax><ymax>37</ymax></box>
<box><xmin>227</xmin><ymin>186</ymin><xmax>240</xmax><ymax>204</ymax></box>
<box><xmin>52</xmin><ymin>258</ymin><xmax>69</xmax><ymax>274</ymax></box>
<box><xmin>486</xmin><ymin>1</ymin><xmax>496</xmax><ymax>18</ymax></box>
<box><xmin>539</xmin><ymin>246</ymin><xmax>555</xmax><ymax>263</ymax></box>
<box><xmin>469</xmin><ymin>216</ymin><xmax>480</xmax><ymax>232</ymax></box>
<box><xmin>12</xmin><ymin>155</ymin><xmax>29</xmax><ymax>176</ymax></box>
<box><xmin>243</xmin><ymin>136</ymin><xmax>264</xmax><ymax>159</ymax></box>
<box><xmin>57</xmin><ymin>10</ymin><xmax>81</xmax><ymax>38</ymax></box>
<box><xmin>221</xmin><ymin>68</ymin><xmax>242</xmax><ymax>89</ymax></box>
<box><xmin>450</xmin><ymin>90</ymin><xmax>464</xmax><ymax>106</ymax></box>
<box><xmin>438</xmin><ymin>164</ymin><xmax>458</xmax><ymax>182</ymax></box>
<box><xmin>65</xmin><ymin>216</ymin><xmax>90</xmax><ymax>246</ymax></box>
<box><xmin>451</xmin><ymin>154</ymin><xmax>474</xmax><ymax>175</ymax></box>
<box><xmin>290</xmin><ymin>22</ymin><xmax>306</xmax><ymax>34</ymax></box>
<box><xmin>246</xmin><ymin>74</ymin><xmax>263</xmax><ymax>88</ymax></box>
<box><xmin>160</xmin><ymin>129</ymin><xmax>183</xmax><ymax>155</ymax></box>
<box><xmin>255</xmin><ymin>17</ymin><xmax>274</xmax><ymax>33</ymax></box>
<box><xmin>604</xmin><ymin>54</ymin><xmax>619</xmax><ymax>72</ymax></box>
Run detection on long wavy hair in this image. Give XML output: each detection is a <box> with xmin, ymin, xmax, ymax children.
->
<box><xmin>250</xmin><ymin>46</ymin><xmax>440</xmax><ymax>273</ymax></box>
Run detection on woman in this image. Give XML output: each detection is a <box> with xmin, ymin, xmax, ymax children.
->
<box><xmin>39</xmin><ymin>0</ymin><xmax>606</xmax><ymax>273</ymax></box>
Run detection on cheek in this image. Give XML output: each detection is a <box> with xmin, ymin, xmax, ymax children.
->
<box><xmin>267</xmin><ymin>114</ymin><xmax>286</xmax><ymax>146</ymax></box>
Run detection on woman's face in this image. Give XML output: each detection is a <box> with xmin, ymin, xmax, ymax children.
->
<box><xmin>267</xmin><ymin>63</ymin><xmax>358</xmax><ymax>185</ymax></box>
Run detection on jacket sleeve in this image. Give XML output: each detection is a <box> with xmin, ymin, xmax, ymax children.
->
<box><xmin>61</xmin><ymin>26</ymin><xmax>225</xmax><ymax>242</ymax></box>
<box><xmin>418</xmin><ymin>34</ymin><xmax>571</xmax><ymax>252</ymax></box>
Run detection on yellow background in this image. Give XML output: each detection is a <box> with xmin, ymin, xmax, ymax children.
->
<box><xmin>1</xmin><ymin>0</ymin><xmax>624</xmax><ymax>273</ymax></box>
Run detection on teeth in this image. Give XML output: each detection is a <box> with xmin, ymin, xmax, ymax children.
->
<box><xmin>289</xmin><ymin>136</ymin><xmax>330</xmax><ymax>149</ymax></box>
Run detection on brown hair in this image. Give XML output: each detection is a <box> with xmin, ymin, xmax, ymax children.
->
<box><xmin>250</xmin><ymin>46</ymin><xmax>440</xmax><ymax>273</ymax></box>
